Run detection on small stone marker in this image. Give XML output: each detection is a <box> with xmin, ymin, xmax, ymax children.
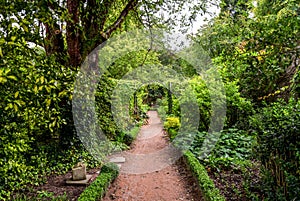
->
<box><xmin>110</xmin><ymin>156</ymin><xmax>126</xmax><ymax>163</ymax></box>
<box><xmin>72</xmin><ymin>163</ymin><xmax>86</xmax><ymax>181</ymax></box>
<box><xmin>66</xmin><ymin>162</ymin><xmax>93</xmax><ymax>185</ymax></box>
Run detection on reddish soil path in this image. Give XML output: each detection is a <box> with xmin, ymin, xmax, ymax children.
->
<box><xmin>102</xmin><ymin>111</ymin><xmax>202</xmax><ymax>201</ymax></box>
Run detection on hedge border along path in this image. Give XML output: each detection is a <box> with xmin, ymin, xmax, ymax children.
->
<box><xmin>78</xmin><ymin>163</ymin><xmax>119</xmax><ymax>201</ymax></box>
<box><xmin>183</xmin><ymin>151</ymin><xmax>226</xmax><ymax>201</ymax></box>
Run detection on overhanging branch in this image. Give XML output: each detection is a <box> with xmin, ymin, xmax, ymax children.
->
<box><xmin>102</xmin><ymin>0</ymin><xmax>138</xmax><ymax>39</ymax></box>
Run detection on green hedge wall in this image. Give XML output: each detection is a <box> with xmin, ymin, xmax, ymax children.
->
<box><xmin>183</xmin><ymin>151</ymin><xmax>225</xmax><ymax>201</ymax></box>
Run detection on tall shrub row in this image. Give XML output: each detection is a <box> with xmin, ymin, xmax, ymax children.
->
<box><xmin>0</xmin><ymin>38</ymin><xmax>78</xmax><ymax>198</ymax></box>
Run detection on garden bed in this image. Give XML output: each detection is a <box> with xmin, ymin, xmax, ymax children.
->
<box><xmin>13</xmin><ymin>163</ymin><xmax>119</xmax><ymax>201</ymax></box>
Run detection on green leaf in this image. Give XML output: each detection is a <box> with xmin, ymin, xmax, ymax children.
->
<box><xmin>11</xmin><ymin>36</ymin><xmax>17</xmax><ymax>42</ymax></box>
<box><xmin>7</xmin><ymin>76</ymin><xmax>17</xmax><ymax>81</ymax></box>
<box><xmin>14</xmin><ymin>91</ymin><xmax>19</xmax><ymax>98</ymax></box>
<box><xmin>46</xmin><ymin>99</ymin><xmax>51</xmax><ymax>107</ymax></box>
<box><xmin>0</xmin><ymin>77</ymin><xmax>7</xmax><ymax>83</ymax></box>
<box><xmin>13</xmin><ymin>103</ymin><xmax>18</xmax><ymax>112</ymax></box>
<box><xmin>40</xmin><ymin>76</ymin><xmax>44</xmax><ymax>84</ymax></box>
<box><xmin>33</xmin><ymin>85</ymin><xmax>38</xmax><ymax>93</ymax></box>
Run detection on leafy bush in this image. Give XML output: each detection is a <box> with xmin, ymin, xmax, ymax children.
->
<box><xmin>114</xmin><ymin>125</ymin><xmax>141</xmax><ymax>146</ymax></box>
<box><xmin>250</xmin><ymin>98</ymin><xmax>300</xmax><ymax>200</ymax></box>
<box><xmin>190</xmin><ymin>129</ymin><xmax>254</xmax><ymax>170</ymax></box>
<box><xmin>188</xmin><ymin>76</ymin><xmax>211</xmax><ymax>131</ymax></box>
<box><xmin>159</xmin><ymin>76</ymin><xmax>253</xmax><ymax>133</ymax></box>
<box><xmin>78</xmin><ymin>163</ymin><xmax>119</xmax><ymax>201</ymax></box>
<box><xmin>223</xmin><ymin>81</ymin><xmax>253</xmax><ymax>129</ymax></box>
<box><xmin>0</xmin><ymin>39</ymin><xmax>77</xmax><ymax>199</ymax></box>
<box><xmin>164</xmin><ymin>116</ymin><xmax>181</xmax><ymax>140</ymax></box>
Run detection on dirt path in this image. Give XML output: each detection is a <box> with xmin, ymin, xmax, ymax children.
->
<box><xmin>102</xmin><ymin>111</ymin><xmax>202</xmax><ymax>201</ymax></box>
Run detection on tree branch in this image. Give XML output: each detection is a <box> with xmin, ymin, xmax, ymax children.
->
<box><xmin>102</xmin><ymin>0</ymin><xmax>138</xmax><ymax>39</ymax></box>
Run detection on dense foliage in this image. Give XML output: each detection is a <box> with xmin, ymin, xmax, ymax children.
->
<box><xmin>250</xmin><ymin>99</ymin><xmax>300</xmax><ymax>200</ymax></box>
<box><xmin>190</xmin><ymin>0</ymin><xmax>300</xmax><ymax>200</ymax></box>
<box><xmin>1</xmin><ymin>0</ymin><xmax>299</xmax><ymax>200</ymax></box>
<box><xmin>199</xmin><ymin>0</ymin><xmax>300</xmax><ymax>102</ymax></box>
<box><xmin>0</xmin><ymin>35</ymin><xmax>78</xmax><ymax>198</ymax></box>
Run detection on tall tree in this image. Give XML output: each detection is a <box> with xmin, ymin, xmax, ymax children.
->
<box><xmin>1</xmin><ymin>0</ymin><xmax>212</xmax><ymax>69</ymax></box>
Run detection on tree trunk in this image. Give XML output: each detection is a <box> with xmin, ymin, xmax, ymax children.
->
<box><xmin>67</xmin><ymin>0</ymin><xmax>81</xmax><ymax>69</ymax></box>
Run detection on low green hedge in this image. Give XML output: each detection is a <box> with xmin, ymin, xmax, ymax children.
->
<box><xmin>78</xmin><ymin>163</ymin><xmax>119</xmax><ymax>201</ymax></box>
<box><xmin>183</xmin><ymin>151</ymin><xmax>225</xmax><ymax>201</ymax></box>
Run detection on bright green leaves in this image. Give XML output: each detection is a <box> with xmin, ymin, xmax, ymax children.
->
<box><xmin>0</xmin><ymin>32</ymin><xmax>75</xmax><ymax>198</ymax></box>
<box><xmin>164</xmin><ymin>116</ymin><xmax>181</xmax><ymax>140</ymax></box>
<box><xmin>4</xmin><ymin>99</ymin><xmax>26</xmax><ymax>112</ymax></box>
<box><xmin>0</xmin><ymin>68</ymin><xmax>17</xmax><ymax>84</ymax></box>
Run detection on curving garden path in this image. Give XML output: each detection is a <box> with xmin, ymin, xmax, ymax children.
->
<box><xmin>102</xmin><ymin>111</ymin><xmax>202</xmax><ymax>201</ymax></box>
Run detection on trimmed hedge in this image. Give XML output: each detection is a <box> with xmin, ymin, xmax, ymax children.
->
<box><xmin>78</xmin><ymin>163</ymin><xmax>119</xmax><ymax>201</ymax></box>
<box><xmin>183</xmin><ymin>151</ymin><xmax>225</xmax><ymax>201</ymax></box>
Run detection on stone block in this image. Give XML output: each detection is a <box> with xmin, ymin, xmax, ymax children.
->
<box><xmin>72</xmin><ymin>165</ymin><xmax>86</xmax><ymax>181</ymax></box>
<box><xmin>66</xmin><ymin>174</ymin><xmax>93</xmax><ymax>185</ymax></box>
<box><xmin>109</xmin><ymin>156</ymin><xmax>126</xmax><ymax>163</ymax></box>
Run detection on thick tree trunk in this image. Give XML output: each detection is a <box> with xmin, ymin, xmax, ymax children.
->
<box><xmin>65</xmin><ymin>0</ymin><xmax>137</xmax><ymax>69</ymax></box>
<box><xmin>67</xmin><ymin>0</ymin><xmax>81</xmax><ymax>69</ymax></box>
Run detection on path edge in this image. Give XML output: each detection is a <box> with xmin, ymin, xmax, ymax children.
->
<box><xmin>183</xmin><ymin>151</ymin><xmax>226</xmax><ymax>201</ymax></box>
<box><xmin>78</xmin><ymin>163</ymin><xmax>119</xmax><ymax>201</ymax></box>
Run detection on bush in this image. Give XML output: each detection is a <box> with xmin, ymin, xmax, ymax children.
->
<box><xmin>13</xmin><ymin>191</ymin><xmax>68</xmax><ymax>201</ymax></box>
<box><xmin>183</xmin><ymin>151</ymin><xmax>226</xmax><ymax>201</ymax></box>
<box><xmin>164</xmin><ymin>116</ymin><xmax>181</xmax><ymax>140</ymax></box>
<box><xmin>0</xmin><ymin>42</ymin><xmax>76</xmax><ymax>199</ymax></box>
<box><xmin>190</xmin><ymin>129</ymin><xmax>255</xmax><ymax>170</ymax></box>
<box><xmin>250</xmin><ymin>98</ymin><xmax>300</xmax><ymax>200</ymax></box>
<box><xmin>158</xmin><ymin>76</ymin><xmax>253</xmax><ymax>133</ymax></box>
<box><xmin>115</xmin><ymin>125</ymin><xmax>141</xmax><ymax>146</ymax></box>
<box><xmin>223</xmin><ymin>81</ymin><xmax>253</xmax><ymax>129</ymax></box>
<box><xmin>78</xmin><ymin>163</ymin><xmax>119</xmax><ymax>201</ymax></box>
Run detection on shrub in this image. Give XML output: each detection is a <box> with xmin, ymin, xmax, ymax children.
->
<box><xmin>183</xmin><ymin>151</ymin><xmax>226</xmax><ymax>201</ymax></box>
<box><xmin>0</xmin><ymin>42</ymin><xmax>76</xmax><ymax>199</ymax></box>
<box><xmin>159</xmin><ymin>76</ymin><xmax>253</xmax><ymax>133</ymax></box>
<box><xmin>190</xmin><ymin>129</ymin><xmax>254</xmax><ymax>170</ymax></box>
<box><xmin>13</xmin><ymin>191</ymin><xmax>68</xmax><ymax>201</ymax></box>
<box><xmin>78</xmin><ymin>163</ymin><xmax>119</xmax><ymax>201</ymax></box>
<box><xmin>164</xmin><ymin>116</ymin><xmax>181</xmax><ymax>140</ymax></box>
<box><xmin>164</xmin><ymin>117</ymin><xmax>181</xmax><ymax>130</ymax></box>
<box><xmin>250</xmin><ymin>98</ymin><xmax>300</xmax><ymax>200</ymax></box>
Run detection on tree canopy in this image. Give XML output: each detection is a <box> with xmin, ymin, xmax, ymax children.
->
<box><xmin>0</xmin><ymin>0</ymin><xmax>212</xmax><ymax>68</ymax></box>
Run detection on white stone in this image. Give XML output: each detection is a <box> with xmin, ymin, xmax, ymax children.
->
<box><xmin>110</xmin><ymin>156</ymin><xmax>126</xmax><ymax>163</ymax></box>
